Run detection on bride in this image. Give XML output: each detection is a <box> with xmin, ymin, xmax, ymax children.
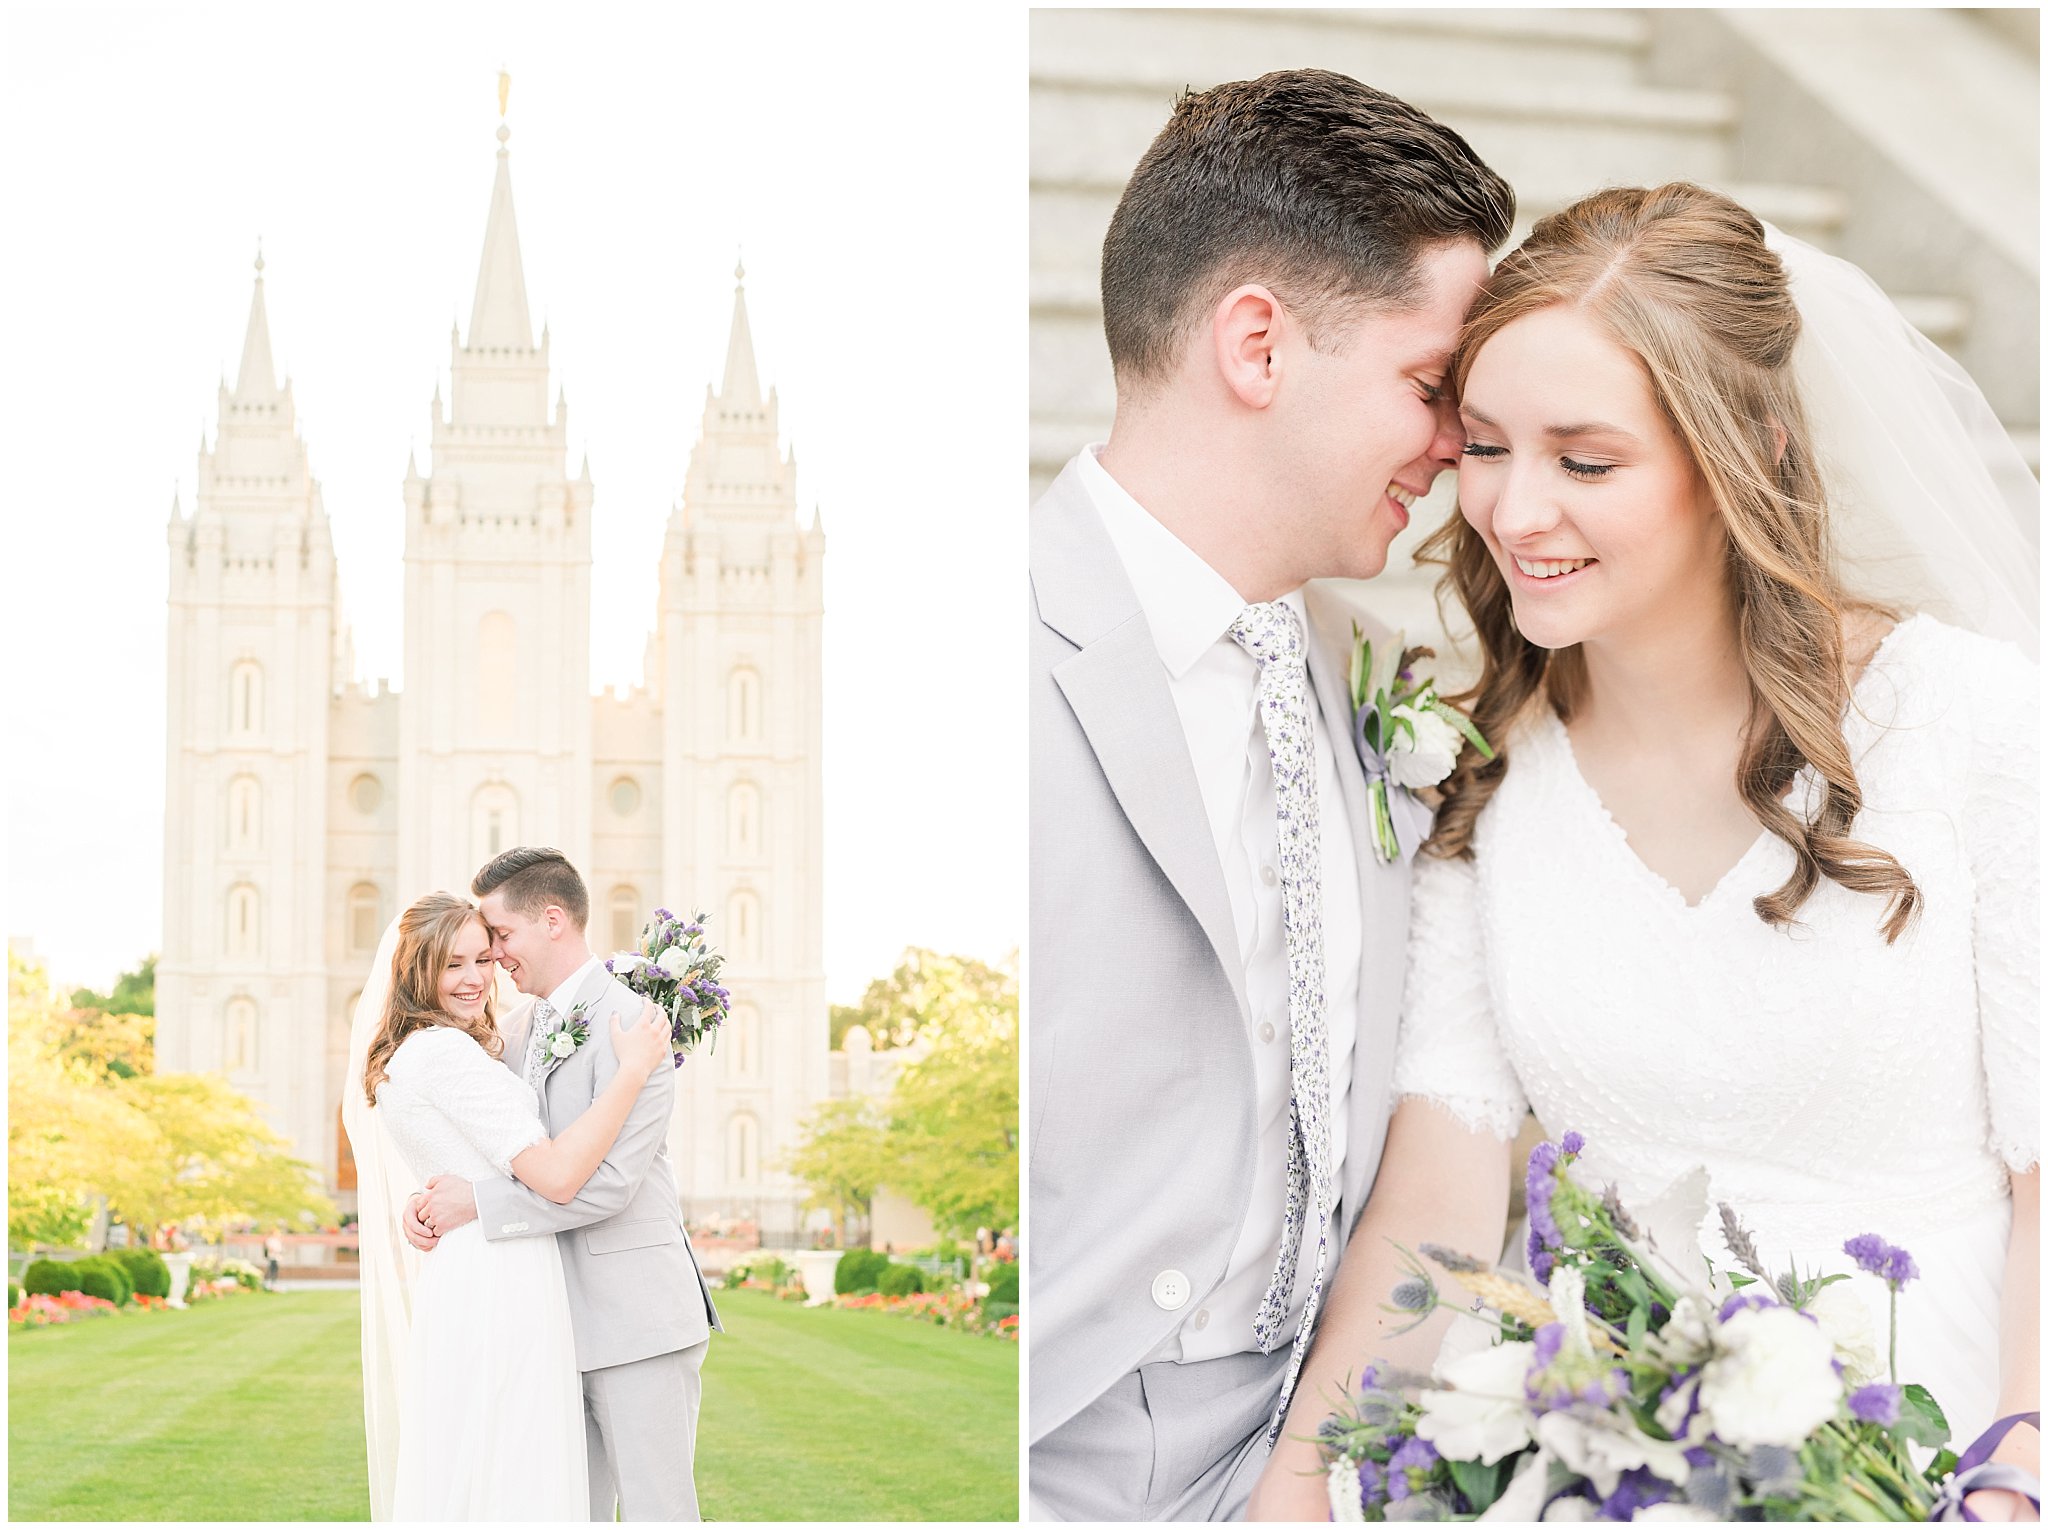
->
<box><xmin>342</xmin><ymin>893</ymin><xmax>668</xmax><ymax>1520</ymax></box>
<box><xmin>1250</xmin><ymin>182</ymin><xmax>2037</xmax><ymax>1519</ymax></box>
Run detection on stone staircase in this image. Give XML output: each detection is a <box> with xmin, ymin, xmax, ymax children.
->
<box><xmin>1030</xmin><ymin>8</ymin><xmax>2039</xmax><ymax>649</ymax></box>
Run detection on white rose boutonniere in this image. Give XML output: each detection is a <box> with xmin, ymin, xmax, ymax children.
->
<box><xmin>1348</xmin><ymin>624</ymin><xmax>1494</xmax><ymax>864</ymax></box>
<box><xmin>536</xmin><ymin>1001</ymin><xmax>591</xmax><ymax>1075</ymax></box>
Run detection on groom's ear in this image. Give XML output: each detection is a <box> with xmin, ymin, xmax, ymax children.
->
<box><xmin>1210</xmin><ymin>284</ymin><xmax>1283</xmax><ymax>410</ymax></box>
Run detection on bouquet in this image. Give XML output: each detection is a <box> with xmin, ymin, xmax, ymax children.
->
<box><xmin>1348</xmin><ymin>625</ymin><xmax>1492</xmax><ymax>865</ymax></box>
<box><xmin>605</xmin><ymin>907</ymin><xmax>731</xmax><ymax>1069</ymax></box>
<box><xmin>1316</xmin><ymin>1132</ymin><xmax>2039</xmax><ymax>1521</ymax></box>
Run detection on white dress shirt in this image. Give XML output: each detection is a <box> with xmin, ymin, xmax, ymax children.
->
<box><xmin>1078</xmin><ymin>443</ymin><xmax>1362</xmax><ymax>1364</ymax></box>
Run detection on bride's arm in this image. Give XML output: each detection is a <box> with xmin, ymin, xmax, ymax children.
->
<box><xmin>1248</xmin><ymin>1100</ymin><xmax>1511</xmax><ymax>1521</ymax></box>
<box><xmin>504</xmin><ymin>1002</ymin><xmax>669</xmax><ymax>1205</ymax></box>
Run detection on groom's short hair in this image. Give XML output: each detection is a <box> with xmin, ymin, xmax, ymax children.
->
<box><xmin>1101</xmin><ymin>69</ymin><xmax>1514</xmax><ymax>388</ymax></box>
<box><xmin>472</xmin><ymin>846</ymin><xmax>589</xmax><ymax>930</ymax></box>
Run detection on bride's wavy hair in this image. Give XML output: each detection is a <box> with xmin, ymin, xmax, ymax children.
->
<box><xmin>362</xmin><ymin>893</ymin><xmax>502</xmax><ymax>1104</ymax></box>
<box><xmin>1419</xmin><ymin>181</ymin><xmax>1920</xmax><ymax>942</ymax></box>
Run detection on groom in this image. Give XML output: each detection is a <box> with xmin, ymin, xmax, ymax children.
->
<box><xmin>404</xmin><ymin>845</ymin><xmax>722</xmax><ymax>1522</ymax></box>
<box><xmin>1029</xmin><ymin>70</ymin><xmax>1511</xmax><ymax>1520</ymax></box>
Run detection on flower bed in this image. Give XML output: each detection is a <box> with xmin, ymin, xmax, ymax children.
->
<box><xmin>186</xmin><ymin>1277</ymin><xmax>253</xmax><ymax>1303</ymax></box>
<box><xmin>833</xmin><ymin>1289</ymin><xmax>1020</xmax><ymax>1340</ymax></box>
<box><xmin>11</xmin><ymin>1291</ymin><xmax>119</xmax><ymax>1328</ymax></box>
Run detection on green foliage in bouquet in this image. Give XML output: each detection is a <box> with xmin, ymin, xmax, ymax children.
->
<box><xmin>1313</xmin><ymin>1132</ymin><xmax>2011</xmax><ymax>1522</ymax></box>
<box><xmin>877</xmin><ymin>1262</ymin><xmax>927</xmax><ymax>1298</ymax></box>
<box><xmin>22</xmin><ymin>1259</ymin><xmax>82</xmax><ymax>1298</ymax></box>
<box><xmin>835</xmin><ymin>1248</ymin><xmax>890</xmax><ymax>1295</ymax></box>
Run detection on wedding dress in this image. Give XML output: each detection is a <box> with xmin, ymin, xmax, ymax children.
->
<box><xmin>1392</xmin><ymin>613</ymin><xmax>2038</xmax><ymax>1451</ymax></box>
<box><xmin>372</xmin><ymin>1022</ymin><xmax>590</xmax><ymax>1520</ymax></box>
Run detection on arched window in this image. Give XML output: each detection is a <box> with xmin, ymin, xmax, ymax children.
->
<box><xmin>478</xmin><ymin>612</ymin><xmax>518</xmax><ymax>737</ymax></box>
<box><xmin>609</xmin><ymin>886</ymin><xmax>641</xmax><ymax>956</ymax></box>
<box><xmin>347</xmin><ymin>883</ymin><xmax>382</xmax><ymax>955</ymax></box>
<box><xmin>725</xmin><ymin>1003</ymin><xmax>760</xmax><ymax>1079</ymax></box>
<box><xmin>471</xmin><ymin>783</ymin><xmax>520</xmax><ymax>869</ymax></box>
<box><xmin>224</xmin><ymin>997</ymin><xmax>258</xmax><ymax>1072</ymax></box>
<box><xmin>727</xmin><ymin>667</ymin><xmax>762</xmax><ymax>745</ymax></box>
<box><xmin>727</xmin><ymin>1111</ymin><xmax>759</xmax><ymax>1185</ymax></box>
<box><xmin>226</xmin><ymin>883</ymin><xmax>261</xmax><ymax>959</ymax></box>
<box><xmin>230</xmin><ymin>660</ymin><xmax>264</xmax><ymax>735</ymax></box>
<box><xmin>727</xmin><ymin>889</ymin><xmax>761</xmax><ymax>964</ymax></box>
<box><xmin>728</xmin><ymin>781</ymin><xmax>761</xmax><ymax>859</ymax></box>
<box><xmin>227</xmin><ymin>775</ymin><xmax>262</xmax><ymax>851</ymax></box>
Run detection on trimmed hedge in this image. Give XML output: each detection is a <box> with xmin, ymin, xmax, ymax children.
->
<box><xmin>111</xmin><ymin>1248</ymin><xmax>172</xmax><ymax>1300</ymax></box>
<box><xmin>982</xmin><ymin>1300</ymin><xmax>1019</xmax><ymax>1324</ymax></box>
<box><xmin>7</xmin><ymin>1282</ymin><xmax>20</xmax><ymax>1310</ymax></box>
<box><xmin>834</xmin><ymin>1248</ymin><xmax>890</xmax><ymax>1295</ymax></box>
<box><xmin>74</xmin><ymin>1256</ymin><xmax>132</xmax><ymax>1307</ymax></box>
<box><xmin>877</xmin><ymin>1262</ymin><xmax>926</xmax><ymax>1298</ymax></box>
<box><xmin>984</xmin><ymin>1261</ymin><xmax>1019</xmax><ymax>1305</ymax></box>
<box><xmin>23</xmin><ymin>1259</ymin><xmax>83</xmax><ymax>1298</ymax></box>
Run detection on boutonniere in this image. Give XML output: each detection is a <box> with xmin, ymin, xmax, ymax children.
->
<box><xmin>538</xmin><ymin>1001</ymin><xmax>592</xmax><ymax>1073</ymax></box>
<box><xmin>1349</xmin><ymin>624</ymin><xmax>1495</xmax><ymax>865</ymax></box>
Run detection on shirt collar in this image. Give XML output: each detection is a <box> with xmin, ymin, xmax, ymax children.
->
<box><xmin>543</xmin><ymin>955</ymin><xmax>605</xmax><ymax>1014</ymax></box>
<box><xmin>1077</xmin><ymin>443</ymin><xmax>1306</xmax><ymax>679</ymax></box>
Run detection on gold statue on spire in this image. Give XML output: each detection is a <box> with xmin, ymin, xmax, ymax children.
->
<box><xmin>497</xmin><ymin>68</ymin><xmax>510</xmax><ymax>119</ymax></box>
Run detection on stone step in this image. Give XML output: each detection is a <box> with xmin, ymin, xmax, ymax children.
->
<box><xmin>1030</xmin><ymin>7</ymin><xmax>1653</xmax><ymax>97</ymax></box>
<box><xmin>1031</xmin><ymin>76</ymin><xmax>1738</xmax><ymax>196</ymax></box>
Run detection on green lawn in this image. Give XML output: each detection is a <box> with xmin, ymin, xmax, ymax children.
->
<box><xmin>9</xmin><ymin>1289</ymin><xmax>1018</xmax><ymax>1521</ymax></box>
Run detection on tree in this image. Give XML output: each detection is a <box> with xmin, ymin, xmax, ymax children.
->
<box><xmin>70</xmin><ymin>954</ymin><xmax>156</xmax><ymax>1017</ymax></box>
<box><xmin>781</xmin><ymin>1096</ymin><xmax>892</xmax><ymax>1246</ymax></box>
<box><xmin>885</xmin><ymin>957</ymin><xmax>1019</xmax><ymax>1238</ymax></box>
<box><xmin>828</xmin><ymin>948</ymin><xmax>1014</xmax><ymax>1051</ymax></box>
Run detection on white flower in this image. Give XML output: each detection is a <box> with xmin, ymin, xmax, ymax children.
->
<box><xmin>610</xmin><ymin>950</ymin><xmax>644</xmax><ymax>972</ymax></box>
<box><xmin>1415</xmin><ymin>1340</ymin><xmax>1537</xmax><ymax>1464</ymax></box>
<box><xmin>1386</xmin><ymin>704</ymin><xmax>1464</xmax><ymax>788</ymax></box>
<box><xmin>1635</xmin><ymin>1508</ymin><xmax>1722</xmax><ymax>1523</ymax></box>
<box><xmin>1695</xmin><ymin>1305</ymin><xmax>1843</xmax><ymax>1448</ymax></box>
<box><xmin>1805</xmin><ymin>1280</ymin><xmax>1881</xmax><ymax>1385</ymax></box>
<box><xmin>1534</xmin><ymin>1410</ymin><xmax>1692</xmax><ymax>1499</ymax></box>
<box><xmin>547</xmin><ymin>1032</ymin><xmax>576</xmax><ymax>1060</ymax></box>
<box><xmin>1327</xmin><ymin>1461</ymin><xmax>1365</xmax><ymax>1523</ymax></box>
<box><xmin>1649</xmin><ymin>1295</ymin><xmax>1717</xmax><ymax>1370</ymax></box>
<box><xmin>655</xmin><ymin>945</ymin><xmax>687</xmax><ymax>972</ymax></box>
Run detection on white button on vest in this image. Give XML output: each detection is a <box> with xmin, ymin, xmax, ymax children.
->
<box><xmin>1260</xmin><ymin>863</ymin><xmax>1278</xmax><ymax>887</ymax></box>
<box><xmin>1193</xmin><ymin>1307</ymin><xmax>1211</xmax><ymax>1330</ymax></box>
<box><xmin>1257</xmin><ymin>1020</ymin><xmax>1276</xmax><ymax>1044</ymax></box>
<box><xmin>1151</xmin><ymin>1269</ymin><xmax>1191</xmax><ymax>1311</ymax></box>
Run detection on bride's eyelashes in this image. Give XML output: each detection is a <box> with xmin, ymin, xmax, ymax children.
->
<box><xmin>1459</xmin><ymin>442</ymin><xmax>1618</xmax><ymax>482</ymax></box>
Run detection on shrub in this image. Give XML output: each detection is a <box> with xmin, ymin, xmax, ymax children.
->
<box><xmin>834</xmin><ymin>1248</ymin><xmax>889</xmax><ymax>1295</ymax></box>
<box><xmin>877</xmin><ymin>1262</ymin><xmax>926</xmax><ymax>1297</ymax></box>
<box><xmin>982</xmin><ymin>1300</ymin><xmax>1019</xmax><ymax>1324</ymax></box>
<box><xmin>73</xmin><ymin>1257</ymin><xmax>132</xmax><ymax>1307</ymax></box>
<box><xmin>22</xmin><ymin>1259</ymin><xmax>83</xmax><ymax>1298</ymax></box>
<box><xmin>7</xmin><ymin>1282</ymin><xmax>19</xmax><ymax>1310</ymax></box>
<box><xmin>984</xmin><ymin>1261</ymin><xmax>1019</xmax><ymax>1305</ymax></box>
<box><xmin>111</xmin><ymin>1248</ymin><xmax>172</xmax><ymax>1300</ymax></box>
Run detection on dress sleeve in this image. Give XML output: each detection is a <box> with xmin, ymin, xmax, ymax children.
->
<box><xmin>1391</xmin><ymin>849</ymin><xmax>1529</xmax><ymax>1141</ymax></box>
<box><xmin>399</xmin><ymin>1027</ymin><xmax>548</xmax><ymax>1177</ymax></box>
<box><xmin>1964</xmin><ymin>636</ymin><xmax>2039</xmax><ymax>1174</ymax></box>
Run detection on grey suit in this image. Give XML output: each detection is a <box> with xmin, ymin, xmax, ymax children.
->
<box><xmin>1028</xmin><ymin>460</ymin><xmax>1413</xmax><ymax>1520</ymax></box>
<box><xmin>475</xmin><ymin>961</ymin><xmax>723</xmax><ymax>1522</ymax></box>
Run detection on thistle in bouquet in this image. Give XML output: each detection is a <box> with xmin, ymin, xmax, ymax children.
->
<box><xmin>1312</xmin><ymin>1131</ymin><xmax>2037</xmax><ymax>1521</ymax></box>
<box><xmin>605</xmin><ymin>907</ymin><xmax>731</xmax><ymax>1068</ymax></box>
<box><xmin>1348</xmin><ymin>623</ymin><xmax>1493</xmax><ymax>866</ymax></box>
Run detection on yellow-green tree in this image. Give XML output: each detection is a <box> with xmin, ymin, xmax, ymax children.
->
<box><xmin>782</xmin><ymin>1095</ymin><xmax>892</xmax><ymax>1246</ymax></box>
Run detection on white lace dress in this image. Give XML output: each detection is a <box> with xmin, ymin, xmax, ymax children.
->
<box><xmin>375</xmin><ymin>1025</ymin><xmax>588</xmax><ymax>1520</ymax></box>
<box><xmin>1393</xmin><ymin>615</ymin><xmax>2038</xmax><ymax>1449</ymax></box>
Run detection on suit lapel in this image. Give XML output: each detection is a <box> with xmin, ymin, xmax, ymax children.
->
<box><xmin>536</xmin><ymin>965</ymin><xmax>617</xmax><ymax>1121</ymax></box>
<box><xmin>1036</xmin><ymin>465</ymin><xmax>1252</xmax><ymax>1028</ymax></box>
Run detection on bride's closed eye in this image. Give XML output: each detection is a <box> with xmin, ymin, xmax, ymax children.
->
<box><xmin>1460</xmin><ymin>442</ymin><xmax>1618</xmax><ymax>483</ymax></box>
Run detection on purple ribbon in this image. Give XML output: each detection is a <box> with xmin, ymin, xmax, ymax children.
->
<box><xmin>1932</xmin><ymin>1412</ymin><xmax>2040</xmax><ymax>1522</ymax></box>
<box><xmin>1352</xmin><ymin>705</ymin><xmax>1436</xmax><ymax>864</ymax></box>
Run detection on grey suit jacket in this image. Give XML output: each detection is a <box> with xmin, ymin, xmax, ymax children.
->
<box><xmin>474</xmin><ymin>962</ymin><xmax>723</xmax><ymax>1373</ymax></box>
<box><xmin>1028</xmin><ymin>458</ymin><xmax>1414</xmax><ymax>1444</ymax></box>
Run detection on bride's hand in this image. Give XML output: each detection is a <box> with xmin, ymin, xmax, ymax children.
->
<box><xmin>611</xmin><ymin>1001</ymin><xmax>671</xmax><ymax>1080</ymax></box>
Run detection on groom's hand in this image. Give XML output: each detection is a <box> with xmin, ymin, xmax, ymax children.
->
<box><xmin>419</xmin><ymin>1174</ymin><xmax>478</xmax><ymax>1237</ymax></box>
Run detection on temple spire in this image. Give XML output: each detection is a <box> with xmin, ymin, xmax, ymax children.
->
<box><xmin>234</xmin><ymin>245</ymin><xmax>280</xmax><ymax>401</ymax></box>
<box><xmin>467</xmin><ymin>115</ymin><xmax>533</xmax><ymax>349</ymax></box>
<box><xmin>719</xmin><ymin>258</ymin><xmax>761</xmax><ymax>407</ymax></box>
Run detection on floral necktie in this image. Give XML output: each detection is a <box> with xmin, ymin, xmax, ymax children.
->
<box><xmin>524</xmin><ymin>999</ymin><xmax>557</xmax><ymax>1090</ymax></box>
<box><xmin>1230</xmin><ymin>601</ymin><xmax>1332</xmax><ymax>1444</ymax></box>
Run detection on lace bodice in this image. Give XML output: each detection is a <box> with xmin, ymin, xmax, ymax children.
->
<box><xmin>375</xmin><ymin>1025</ymin><xmax>548</xmax><ymax>1185</ymax></box>
<box><xmin>1393</xmin><ymin>615</ymin><xmax>2038</xmax><ymax>1249</ymax></box>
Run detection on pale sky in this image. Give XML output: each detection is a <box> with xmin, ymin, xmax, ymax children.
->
<box><xmin>2</xmin><ymin>4</ymin><xmax>1025</xmax><ymax>1001</ymax></box>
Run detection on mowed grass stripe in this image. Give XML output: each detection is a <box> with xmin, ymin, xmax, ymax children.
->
<box><xmin>10</xmin><ymin>1288</ymin><xmax>1018</xmax><ymax>1522</ymax></box>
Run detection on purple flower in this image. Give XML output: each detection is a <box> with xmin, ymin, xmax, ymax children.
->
<box><xmin>1561</xmin><ymin>1130</ymin><xmax>1586</xmax><ymax>1156</ymax></box>
<box><xmin>1389</xmin><ymin>1437</ymin><xmax>1438</xmax><ymax>1473</ymax></box>
<box><xmin>1717</xmin><ymin>1292</ymin><xmax>1777</xmax><ymax>1323</ymax></box>
<box><xmin>1848</xmin><ymin>1383</ymin><xmax>1902</xmax><ymax>1427</ymax></box>
<box><xmin>1386</xmin><ymin>1468</ymin><xmax>1410</xmax><ymax>1503</ymax></box>
<box><xmin>1843</xmin><ymin>1234</ymin><xmax>1918</xmax><ymax>1289</ymax></box>
<box><xmin>1525</xmin><ymin>1144</ymin><xmax>1562</xmax><ymax>1252</ymax></box>
<box><xmin>1597</xmin><ymin>1468</ymin><xmax>1672</xmax><ymax>1521</ymax></box>
<box><xmin>653</xmin><ymin>907</ymin><xmax>673</xmax><ymax>921</ymax></box>
<box><xmin>1527</xmin><ymin>1226</ymin><xmax>1555</xmax><ymax>1285</ymax></box>
<box><xmin>1357</xmin><ymin>1458</ymin><xmax>1386</xmax><ymax>1507</ymax></box>
<box><xmin>1531</xmin><ymin>1322</ymin><xmax>1565</xmax><ymax>1368</ymax></box>
<box><xmin>1359</xmin><ymin>1362</ymin><xmax>1381</xmax><ymax>1392</ymax></box>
